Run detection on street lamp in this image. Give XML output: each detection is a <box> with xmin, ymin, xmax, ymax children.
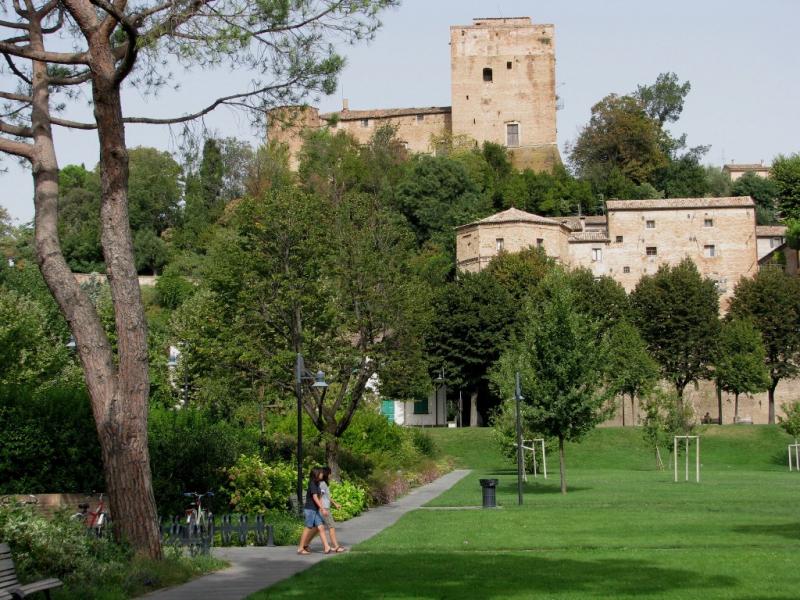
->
<box><xmin>294</xmin><ymin>353</ymin><xmax>328</xmax><ymax>510</ymax></box>
<box><xmin>66</xmin><ymin>335</ymin><xmax>77</xmax><ymax>352</ymax></box>
<box><xmin>433</xmin><ymin>367</ymin><xmax>446</xmax><ymax>427</ymax></box>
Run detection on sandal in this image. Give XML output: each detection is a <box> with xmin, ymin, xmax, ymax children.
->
<box><xmin>324</xmin><ymin>548</ymin><xmax>333</xmax><ymax>554</ymax></box>
<box><xmin>333</xmin><ymin>546</ymin><xmax>347</xmax><ymax>553</ymax></box>
<box><xmin>297</xmin><ymin>548</ymin><xmax>311</xmax><ymax>555</ymax></box>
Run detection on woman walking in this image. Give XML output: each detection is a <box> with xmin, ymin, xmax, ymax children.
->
<box><xmin>297</xmin><ymin>467</ymin><xmax>332</xmax><ymax>555</ymax></box>
<box><xmin>320</xmin><ymin>467</ymin><xmax>347</xmax><ymax>552</ymax></box>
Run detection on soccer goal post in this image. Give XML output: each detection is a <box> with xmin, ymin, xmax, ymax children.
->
<box><xmin>788</xmin><ymin>443</ymin><xmax>800</xmax><ymax>472</ymax></box>
<box><xmin>518</xmin><ymin>438</ymin><xmax>547</xmax><ymax>482</ymax></box>
<box><xmin>673</xmin><ymin>435</ymin><xmax>700</xmax><ymax>483</ymax></box>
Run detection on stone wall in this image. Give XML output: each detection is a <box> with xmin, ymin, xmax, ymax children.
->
<box><xmin>603</xmin><ymin>377</ymin><xmax>800</xmax><ymax>427</ymax></box>
<box><xmin>328</xmin><ymin>109</ymin><xmax>451</xmax><ymax>154</ymax></box>
<box><xmin>266</xmin><ymin>106</ymin><xmax>322</xmax><ymax>170</ymax></box>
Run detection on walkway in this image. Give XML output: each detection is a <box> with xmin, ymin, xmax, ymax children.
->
<box><xmin>144</xmin><ymin>469</ymin><xmax>470</xmax><ymax>600</ymax></box>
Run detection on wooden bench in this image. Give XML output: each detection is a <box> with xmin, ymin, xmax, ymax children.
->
<box><xmin>0</xmin><ymin>543</ymin><xmax>62</xmax><ymax>599</ymax></box>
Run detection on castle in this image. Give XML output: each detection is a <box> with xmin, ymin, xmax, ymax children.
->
<box><xmin>267</xmin><ymin>17</ymin><xmax>560</xmax><ymax>171</ymax></box>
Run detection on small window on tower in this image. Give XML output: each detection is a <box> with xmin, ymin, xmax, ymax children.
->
<box><xmin>506</xmin><ymin>61</ymin><xmax>512</xmax><ymax>69</ymax></box>
<box><xmin>536</xmin><ymin>238</ymin><xmax>544</xmax><ymax>248</ymax></box>
<box><xmin>616</xmin><ymin>235</ymin><xmax>623</xmax><ymax>243</ymax></box>
<box><xmin>623</xmin><ymin>266</ymin><xmax>631</xmax><ymax>274</ymax></box>
<box><xmin>506</xmin><ymin>123</ymin><xmax>520</xmax><ymax>147</ymax></box>
<box><xmin>361</xmin><ymin>119</ymin><xmax>369</xmax><ymax>128</ymax></box>
<box><xmin>496</xmin><ymin>238</ymin><xmax>504</xmax><ymax>252</ymax></box>
<box><xmin>483</xmin><ymin>68</ymin><xmax>493</xmax><ymax>82</ymax></box>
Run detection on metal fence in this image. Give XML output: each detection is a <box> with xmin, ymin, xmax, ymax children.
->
<box><xmin>159</xmin><ymin>514</ymin><xmax>276</xmax><ymax>555</ymax></box>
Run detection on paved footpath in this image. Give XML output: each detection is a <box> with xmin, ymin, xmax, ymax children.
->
<box><xmin>144</xmin><ymin>469</ymin><xmax>470</xmax><ymax>600</ymax></box>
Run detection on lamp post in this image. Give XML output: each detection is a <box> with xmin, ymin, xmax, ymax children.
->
<box><xmin>433</xmin><ymin>367</ymin><xmax>446</xmax><ymax>427</ymax></box>
<box><xmin>514</xmin><ymin>371</ymin><xmax>524</xmax><ymax>506</ymax></box>
<box><xmin>294</xmin><ymin>353</ymin><xmax>328</xmax><ymax>510</ymax></box>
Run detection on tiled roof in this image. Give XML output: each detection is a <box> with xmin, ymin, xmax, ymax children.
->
<box><xmin>320</xmin><ymin>106</ymin><xmax>451</xmax><ymax>121</ymax></box>
<box><xmin>606</xmin><ymin>197</ymin><xmax>754</xmax><ymax>211</ymax></box>
<box><xmin>756</xmin><ymin>225</ymin><xmax>787</xmax><ymax>237</ymax></box>
<box><xmin>558</xmin><ymin>215</ymin><xmax>607</xmax><ymax>231</ymax></box>
<box><xmin>723</xmin><ymin>163</ymin><xmax>770</xmax><ymax>172</ymax></box>
<box><xmin>457</xmin><ymin>208</ymin><xmax>563</xmax><ymax>230</ymax></box>
<box><xmin>568</xmin><ymin>231</ymin><xmax>610</xmax><ymax>243</ymax></box>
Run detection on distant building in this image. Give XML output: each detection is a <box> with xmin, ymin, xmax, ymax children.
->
<box><xmin>456</xmin><ymin>197</ymin><xmax>762</xmax><ymax>309</ymax></box>
<box><xmin>723</xmin><ymin>162</ymin><xmax>771</xmax><ymax>181</ymax></box>
<box><xmin>267</xmin><ymin>17</ymin><xmax>560</xmax><ymax>172</ymax></box>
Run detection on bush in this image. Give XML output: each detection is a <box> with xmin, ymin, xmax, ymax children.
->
<box><xmin>224</xmin><ymin>455</ymin><xmax>295</xmax><ymax>513</ymax></box>
<box><xmin>155</xmin><ymin>271</ymin><xmax>195</xmax><ymax>309</ymax></box>
<box><xmin>0</xmin><ymin>385</ymin><xmax>104</xmax><ymax>495</ymax></box>
<box><xmin>410</xmin><ymin>428</ymin><xmax>438</xmax><ymax>458</ymax></box>
<box><xmin>329</xmin><ymin>480</ymin><xmax>368</xmax><ymax>521</ymax></box>
<box><xmin>149</xmin><ymin>407</ymin><xmax>258</xmax><ymax>516</ymax></box>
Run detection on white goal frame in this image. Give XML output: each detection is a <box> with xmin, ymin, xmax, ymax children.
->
<box><xmin>788</xmin><ymin>444</ymin><xmax>800</xmax><ymax>471</ymax></box>
<box><xmin>673</xmin><ymin>435</ymin><xmax>700</xmax><ymax>483</ymax></box>
<box><xmin>519</xmin><ymin>438</ymin><xmax>547</xmax><ymax>482</ymax></box>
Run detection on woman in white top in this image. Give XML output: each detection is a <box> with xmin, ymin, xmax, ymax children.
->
<box><xmin>320</xmin><ymin>466</ymin><xmax>347</xmax><ymax>552</ymax></box>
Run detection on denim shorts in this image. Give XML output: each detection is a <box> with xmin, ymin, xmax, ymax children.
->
<box><xmin>303</xmin><ymin>508</ymin><xmax>324</xmax><ymax>528</ymax></box>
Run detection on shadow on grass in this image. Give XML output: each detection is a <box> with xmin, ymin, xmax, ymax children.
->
<box><xmin>732</xmin><ymin>522</ymin><xmax>800</xmax><ymax>541</ymax></box>
<box><xmin>259</xmin><ymin>551</ymin><xmax>738</xmax><ymax>599</ymax></box>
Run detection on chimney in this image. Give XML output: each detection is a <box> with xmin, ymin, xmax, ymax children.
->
<box><xmin>342</xmin><ymin>98</ymin><xmax>349</xmax><ymax>111</ymax></box>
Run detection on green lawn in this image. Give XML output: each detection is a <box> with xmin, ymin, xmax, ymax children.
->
<box><xmin>251</xmin><ymin>425</ymin><xmax>800</xmax><ymax>599</ymax></box>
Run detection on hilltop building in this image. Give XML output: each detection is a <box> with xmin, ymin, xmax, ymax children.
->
<box><xmin>455</xmin><ymin>197</ymin><xmax>767</xmax><ymax>308</ymax></box>
<box><xmin>723</xmin><ymin>162</ymin><xmax>771</xmax><ymax>181</ymax></box>
<box><xmin>267</xmin><ymin>17</ymin><xmax>560</xmax><ymax>171</ymax></box>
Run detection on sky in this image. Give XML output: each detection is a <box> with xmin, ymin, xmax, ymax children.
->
<box><xmin>2</xmin><ymin>0</ymin><xmax>799</xmax><ymax>223</ymax></box>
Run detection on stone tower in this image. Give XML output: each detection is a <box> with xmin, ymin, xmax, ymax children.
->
<box><xmin>450</xmin><ymin>17</ymin><xmax>558</xmax><ymax>170</ymax></box>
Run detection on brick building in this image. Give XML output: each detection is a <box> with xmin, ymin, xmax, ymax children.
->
<box><xmin>267</xmin><ymin>17</ymin><xmax>560</xmax><ymax>171</ymax></box>
<box><xmin>456</xmin><ymin>197</ymin><xmax>764</xmax><ymax>309</ymax></box>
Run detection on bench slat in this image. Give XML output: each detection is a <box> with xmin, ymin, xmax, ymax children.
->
<box><xmin>0</xmin><ymin>574</ymin><xmax>19</xmax><ymax>588</ymax></box>
<box><xmin>20</xmin><ymin>578</ymin><xmax>63</xmax><ymax>593</ymax></box>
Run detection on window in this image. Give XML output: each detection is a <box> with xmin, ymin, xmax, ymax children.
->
<box><xmin>646</xmin><ymin>246</ymin><xmax>657</xmax><ymax>256</ymax></box>
<box><xmin>623</xmin><ymin>266</ymin><xmax>631</xmax><ymax>274</ymax></box>
<box><xmin>506</xmin><ymin>123</ymin><xmax>520</xmax><ymax>147</ymax></box>
<box><xmin>646</xmin><ymin>220</ymin><xmax>655</xmax><ymax>229</ymax></box>
<box><xmin>704</xmin><ymin>244</ymin><xmax>716</xmax><ymax>257</ymax></box>
<box><xmin>536</xmin><ymin>238</ymin><xmax>544</xmax><ymax>248</ymax></box>
<box><xmin>771</xmin><ymin>237</ymin><xmax>783</xmax><ymax>248</ymax></box>
<box><xmin>483</xmin><ymin>67</ymin><xmax>493</xmax><ymax>82</ymax></box>
<box><xmin>591</xmin><ymin>248</ymin><xmax>602</xmax><ymax>262</ymax></box>
<box><xmin>615</xmin><ymin>235</ymin><xmax>623</xmax><ymax>243</ymax></box>
<box><xmin>416</xmin><ymin>114</ymin><xmax>424</xmax><ymax>123</ymax></box>
<box><xmin>496</xmin><ymin>238</ymin><xmax>504</xmax><ymax>252</ymax></box>
<box><xmin>413</xmin><ymin>397</ymin><xmax>429</xmax><ymax>415</ymax></box>
<box><xmin>360</xmin><ymin>118</ymin><xmax>369</xmax><ymax>127</ymax></box>
<box><xmin>704</xmin><ymin>218</ymin><xmax>713</xmax><ymax>227</ymax></box>
<box><xmin>506</xmin><ymin>61</ymin><xmax>513</xmax><ymax>69</ymax></box>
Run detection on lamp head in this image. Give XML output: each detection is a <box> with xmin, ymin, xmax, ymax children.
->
<box><xmin>311</xmin><ymin>370</ymin><xmax>328</xmax><ymax>389</ymax></box>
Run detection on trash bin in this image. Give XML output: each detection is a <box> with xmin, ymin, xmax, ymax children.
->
<box><xmin>479</xmin><ymin>478</ymin><xmax>498</xmax><ymax>508</ymax></box>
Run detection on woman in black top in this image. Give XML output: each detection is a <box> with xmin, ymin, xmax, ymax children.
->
<box><xmin>297</xmin><ymin>467</ymin><xmax>332</xmax><ymax>555</ymax></box>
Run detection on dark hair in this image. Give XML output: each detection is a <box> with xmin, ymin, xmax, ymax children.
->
<box><xmin>322</xmin><ymin>466</ymin><xmax>331</xmax><ymax>484</ymax></box>
<box><xmin>309</xmin><ymin>466</ymin><xmax>324</xmax><ymax>484</ymax></box>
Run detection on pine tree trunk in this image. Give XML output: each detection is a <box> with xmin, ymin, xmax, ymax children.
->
<box><xmin>86</xmin><ymin>45</ymin><xmax>160</xmax><ymax>559</ymax></box>
<box><xmin>27</xmin><ymin>13</ymin><xmax>160</xmax><ymax>558</ymax></box>
<box><xmin>558</xmin><ymin>435</ymin><xmax>567</xmax><ymax>494</ymax></box>
<box><xmin>717</xmin><ymin>383</ymin><xmax>723</xmax><ymax>425</ymax></box>
<box><xmin>734</xmin><ymin>393</ymin><xmax>739</xmax><ymax>421</ymax></box>
<box><xmin>621</xmin><ymin>394</ymin><xmax>626</xmax><ymax>427</ymax></box>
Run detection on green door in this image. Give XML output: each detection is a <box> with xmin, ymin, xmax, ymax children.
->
<box><xmin>381</xmin><ymin>399</ymin><xmax>395</xmax><ymax>422</ymax></box>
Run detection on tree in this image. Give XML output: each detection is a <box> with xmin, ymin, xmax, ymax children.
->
<box><xmin>567</xmin><ymin>269</ymin><xmax>630</xmax><ymax>336</ymax></box>
<box><xmin>568</xmin><ymin>94</ymin><xmax>668</xmax><ymax>187</ymax></box>
<box><xmin>492</xmin><ymin>270</ymin><xmax>612</xmax><ymax>494</ymax></box>
<box><xmin>771</xmin><ymin>153</ymin><xmax>800</xmax><ymax>220</ymax></box>
<box><xmin>634</xmin><ymin>72</ymin><xmax>692</xmax><ymax>126</ymax></box>
<box><xmin>0</xmin><ymin>0</ymin><xmax>396</xmax><ymax>558</ymax></box>
<box><xmin>630</xmin><ymin>259</ymin><xmax>720</xmax><ymax>401</ymax></box>
<box><xmin>778</xmin><ymin>401</ymin><xmax>800</xmax><ymax>443</ymax></box>
<box><xmin>606</xmin><ymin>321</ymin><xmax>659</xmax><ymax>426</ymax></box>
<box><xmin>714</xmin><ymin>319</ymin><xmax>770</xmax><ymax>423</ymax></box>
<box><xmin>427</xmin><ymin>271</ymin><xmax>516</xmax><ymax>427</ymax></box>
<box><xmin>731</xmin><ymin>172</ymin><xmax>780</xmax><ymax>225</ymax></box>
<box><xmin>728</xmin><ymin>268</ymin><xmax>800</xmax><ymax>423</ymax></box>
<box><xmin>640</xmin><ymin>390</ymin><xmax>694</xmax><ymax>469</ymax></box>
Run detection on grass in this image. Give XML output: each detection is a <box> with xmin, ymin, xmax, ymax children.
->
<box><xmin>250</xmin><ymin>425</ymin><xmax>800</xmax><ymax>599</ymax></box>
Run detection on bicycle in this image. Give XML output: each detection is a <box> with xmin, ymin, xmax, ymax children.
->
<box><xmin>72</xmin><ymin>492</ymin><xmax>110</xmax><ymax>537</ymax></box>
<box><xmin>183</xmin><ymin>491</ymin><xmax>214</xmax><ymax>531</ymax></box>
